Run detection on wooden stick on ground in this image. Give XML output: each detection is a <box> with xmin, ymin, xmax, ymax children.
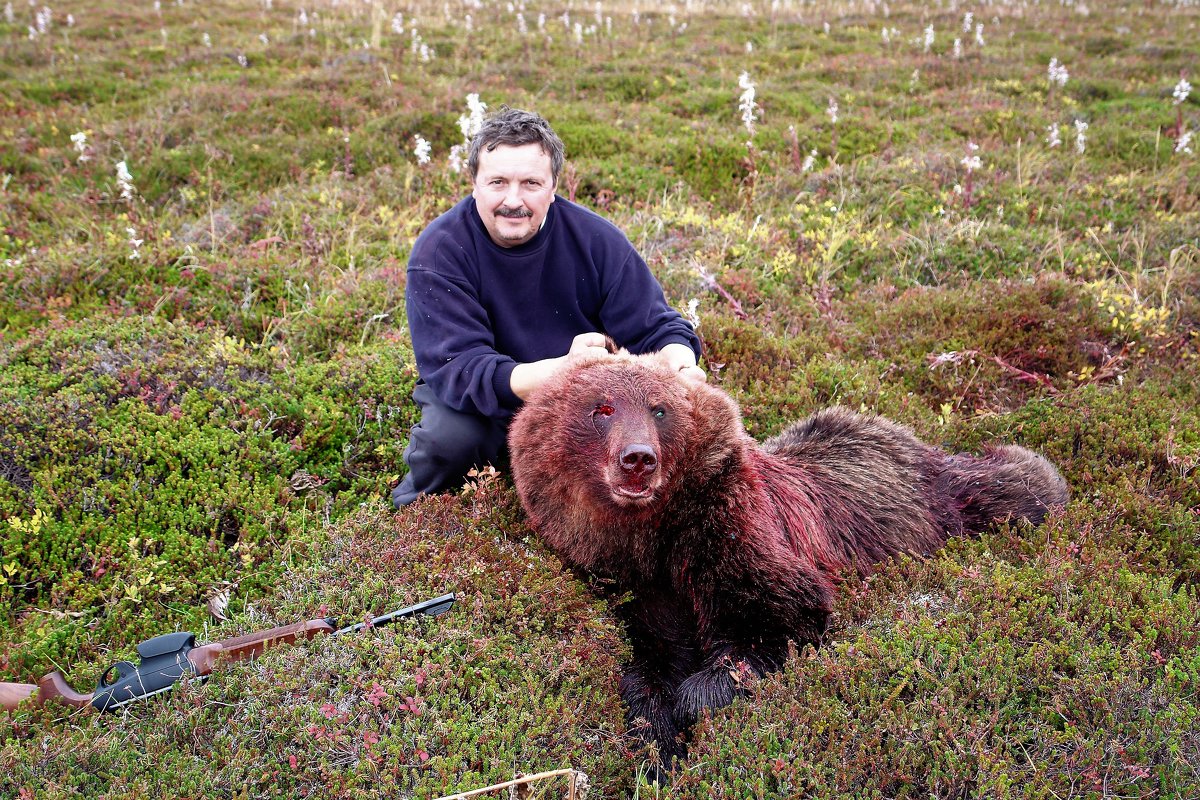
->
<box><xmin>431</xmin><ymin>768</ymin><xmax>589</xmax><ymax>800</ymax></box>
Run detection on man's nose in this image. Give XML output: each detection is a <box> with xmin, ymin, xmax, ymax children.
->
<box><xmin>503</xmin><ymin>182</ymin><xmax>523</xmax><ymax>207</ymax></box>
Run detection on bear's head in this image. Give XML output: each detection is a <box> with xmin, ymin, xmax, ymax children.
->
<box><xmin>509</xmin><ymin>352</ymin><xmax>751</xmax><ymax>580</ymax></box>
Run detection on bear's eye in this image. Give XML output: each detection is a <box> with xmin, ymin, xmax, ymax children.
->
<box><xmin>594</xmin><ymin>403</ymin><xmax>615</xmax><ymax>417</ymax></box>
<box><xmin>652</xmin><ymin>406</ymin><xmax>666</xmax><ymax>419</ymax></box>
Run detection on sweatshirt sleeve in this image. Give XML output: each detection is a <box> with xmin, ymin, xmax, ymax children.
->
<box><xmin>406</xmin><ymin>261</ymin><xmax>523</xmax><ymax>418</ymax></box>
<box><xmin>597</xmin><ymin>248</ymin><xmax>703</xmax><ymax>359</ymax></box>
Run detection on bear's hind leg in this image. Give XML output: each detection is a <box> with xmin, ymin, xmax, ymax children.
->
<box><xmin>942</xmin><ymin>444</ymin><xmax>1069</xmax><ymax>532</ymax></box>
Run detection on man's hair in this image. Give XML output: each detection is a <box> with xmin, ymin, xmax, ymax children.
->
<box><xmin>467</xmin><ymin>107</ymin><xmax>566</xmax><ymax>185</ymax></box>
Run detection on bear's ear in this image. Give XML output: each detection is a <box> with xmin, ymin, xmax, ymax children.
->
<box><xmin>685</xmin><ymin>380</ymin><xmax>750</xmax><ymax>474</ymax></box>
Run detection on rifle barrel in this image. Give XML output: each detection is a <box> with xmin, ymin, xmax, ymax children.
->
<box><xmin>333</xmin><ymin>592</ymin><xmax>456</xmax><ymax>636</ymax></box>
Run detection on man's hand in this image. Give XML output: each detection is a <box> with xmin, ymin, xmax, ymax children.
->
<box><xmin>565</xmin><ymin>331</ymin><xmax>613</xmax><ymax>360</ymax></box>
<box><xmin>660</xmin><ymin>342</ymin><xmax>707</xmax><ymax>384</ymax></box>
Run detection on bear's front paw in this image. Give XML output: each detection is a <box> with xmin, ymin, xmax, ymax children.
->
<box><xmin>672</xmin><ymin>664</ymin><xmax>740</xmax><ymax>727</ymax></box>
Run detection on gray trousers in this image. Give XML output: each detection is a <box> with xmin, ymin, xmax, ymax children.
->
<box><xmin>391</xmin><ymin>382</ymin><xmax>511</xmax><ymax>507</ymax></box>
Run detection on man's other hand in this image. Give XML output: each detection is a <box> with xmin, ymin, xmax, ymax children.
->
<box><xmin>660</xmin><ymin>342</ymin><xmax>707</xmax><ymax>384</ymax></box>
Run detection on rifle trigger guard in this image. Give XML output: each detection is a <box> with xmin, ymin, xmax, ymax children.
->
<box><xmin>99</xmin><ymin>660</ymin><xmax>137</xmax><ymax>689</ymax></box>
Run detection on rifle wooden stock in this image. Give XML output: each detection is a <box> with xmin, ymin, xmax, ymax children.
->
<box><xmin>187</xmin><ymin>618</ymin><xmax>334</xmax><ymax>675</ymax></box>
<box><xmin>1</xmin><ymin>671</ymin><xmax>94</xmax><ymax>711</ymax></box>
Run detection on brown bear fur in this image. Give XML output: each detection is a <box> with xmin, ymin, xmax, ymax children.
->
<box><xmin>508</xmin><ymin>351</ymin><xmax>1068</xmax><ymax>769</ymax></box>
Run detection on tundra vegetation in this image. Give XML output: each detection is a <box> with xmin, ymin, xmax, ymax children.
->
<box><xmin>0</xmin><ymin>0</ymin><xmax>1198</xmax><ymax>797</ymax></box>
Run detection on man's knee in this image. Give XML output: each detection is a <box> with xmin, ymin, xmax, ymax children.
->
<box><xmin>393</xmin><ymin>387</ymin><xmax>509</xmax><ymax>507</ymax></box>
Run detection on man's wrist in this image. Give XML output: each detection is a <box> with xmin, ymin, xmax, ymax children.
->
<box><xmin>510</xmin><ymin>356</ymin><xmax>566</xmax><ymax>401</ymax></box>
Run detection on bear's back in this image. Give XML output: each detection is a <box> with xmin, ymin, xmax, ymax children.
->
<box><xmin>759</xmin><ymin>407</ymin><xmax>952</xmax><ymax>570</ymax></box>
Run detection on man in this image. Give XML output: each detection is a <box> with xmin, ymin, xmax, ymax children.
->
<box><xmin>392</xmin><ymin>107</ymin><xmax>704</xmax><ymax>507</ymax></box>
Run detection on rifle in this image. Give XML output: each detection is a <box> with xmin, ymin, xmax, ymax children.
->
<box><xmin>0</xmin><ymin>592</ymin><xmax>455</xmax><ymax>713</ymax></box>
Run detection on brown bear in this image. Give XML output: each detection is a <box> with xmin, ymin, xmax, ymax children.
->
<box><xmin>508</xmin><ymin>351</ymin><xmax>1068</xmax><ymax>771</ymax></box>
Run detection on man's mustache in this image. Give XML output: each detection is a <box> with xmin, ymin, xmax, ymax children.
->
<box><xmin>496</xmin><ymin>206</ymin><xmax>533</xmax><ymax>219</ymax></box>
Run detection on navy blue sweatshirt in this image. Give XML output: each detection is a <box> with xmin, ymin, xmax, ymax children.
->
<box><xmin>406</xmin><ymin>195</ymin><xmax>701</xmax><ymax>418</ymax></box>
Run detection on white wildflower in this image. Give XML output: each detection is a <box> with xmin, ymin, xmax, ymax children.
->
<box><xmin>737</xmin><ymin>72</ymin><xmax>758</xmax><ymax>140</ymax></box>
<box><xmin>70</xmin><ymin>131</ymin><xmax>90</xmax><ymax>163</ymax></box>
<box><xmin>801</xmin><ymin>149</ymin><xmax>817</xmax><ymax>172</ymax></box>
<box><xmin>953</xmin><ymin>38</ymin><xmax>962</xmax><ymax>59</ymax></box>
<box><xmin>4</xmin><ymin>3</ymin><xmax>13</xmax><ymax>24</ymax></box>
<box><xmin>826</xmin><ymin>96</ymin><xmax>839</xmax><ymax>125</ymax></box>
<box><xmin>974</xmin><ymin>23</ymin><xmax>985</xmax><ymax>46</ymax></box>
<box><xmin>115</xmin><ymin>161</ymin><xmax>136</xmax><ymax>202</ymax></box>
<box><xmin>962</xmin><ymin>11</ymin><xmax>973</xmax><ymax>32</ymax></box>
<box><xmin>127</xmin><ymin>227</ymin><xmax>143</xmax><ymax>260</ymax></box>
<box><xmin>1048</xmin><ymin>58</ymin><xmax>1069</xmax><ymax>88</ymax></box>
<box><xmin>684</xmin><ymin>298</ymin><xmax>701</xmax><ymax>329</ymax></box>
<box><xmin>961</xmin><ymin>141</ymin><xmax>981</xmax><ymax>172</ymax></box>
<box><xmin>1073</xmin><ymin>119</ymin><xmax>1088</xmax><ymax>154</ymax></box>
<box><xmin>1173</xmin><ymin>78</ymin><xmax>1192</xmax><ymax>106</ymax></box>
<box><xmin>1046</xmin><ymin>124</ymin><xmax>1062</xmax><ymax>148</ymax></box>
<box><xmin>1176</xmin><ymin>129</ymin><xmax>1193</xmax><ymax>155</ymax></box>
<box><xmin>202</xmin><ymin>32</ymin><xmax>211</xmax><ymax>47</ymax></box>
<box><xmin>458</xmin><ymin>94</ymin><xmax>487</xmax><ymax>142</ymax></box>
<box><xmin>414</xmin><ymin>135</ymin><xmax>431</xmax><ymax>165</ymax></box>
<box><xmin>391</xmin><ymin>11</ymin><xmax>403</xmax><ymax>34</ymax></box>
<box><xmin>448</xmin><ymin>143</ymin><xmax>465</xmax><ymax>173</ymax></box>
<box><xmin>923</xmin><ymin>24</ymin><xmax>934</xmax><ymax>53</ymax></box>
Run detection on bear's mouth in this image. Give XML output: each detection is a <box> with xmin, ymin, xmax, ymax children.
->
<box><xmin>611</xmin><ymin>482</ymin><xmax>657</xmax><ymax>505</ymax></box>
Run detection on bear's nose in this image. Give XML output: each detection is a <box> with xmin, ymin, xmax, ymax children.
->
<box><xmin>620</xmin><ymin>444</ymin><xmax>658</xmax><ymax>475</ymax></box>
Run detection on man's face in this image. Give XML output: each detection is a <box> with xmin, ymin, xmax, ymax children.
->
<box><xmin>472</xmin><ymin>142</ymin><xmax>556</xmax><ymax>248</ymax></box>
